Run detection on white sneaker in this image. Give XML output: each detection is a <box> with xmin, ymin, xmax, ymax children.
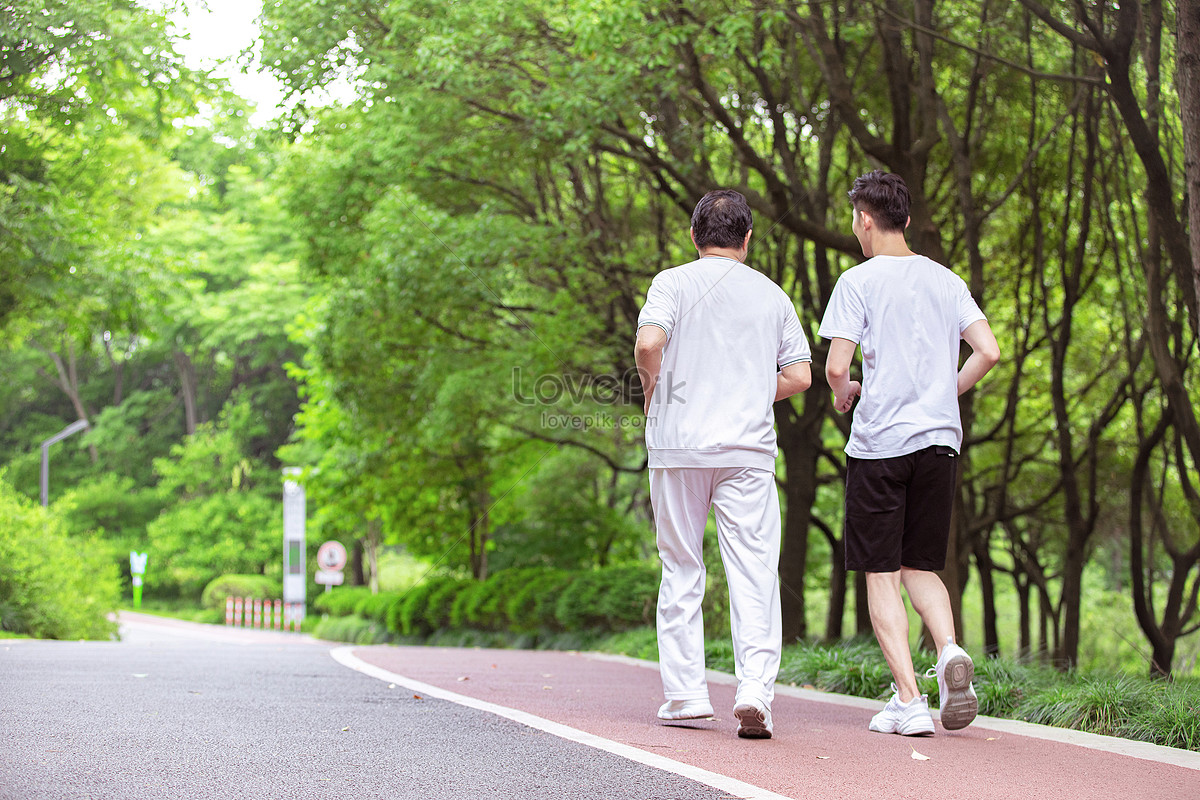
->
<box><xmin>657</xmin><ymin>699</ymin><xmax>714</xmax><ymax>720</ymax></box>
<box><xmin>927</xmin><ymin>640</ymin><xmax>978</xmax><ymax>731</ymax></box>
<box><xmin>733</xmin><ymin>698</ymin><xmax>773</xmax><ymax>739</ymax></box>
<box><xmin>869</xmin><ymin>684</ymin><xmax>934</xmax><ymax>736</ymax></box>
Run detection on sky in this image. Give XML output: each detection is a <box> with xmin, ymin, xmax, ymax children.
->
<box><xmin>153</xmin><ymin>0</ymin><xmax>289</xmax><ymax>124</ymax></box>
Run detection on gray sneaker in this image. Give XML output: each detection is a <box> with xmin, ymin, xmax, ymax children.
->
<box><xmin>928</xmin><ymin>640</ymin><xmax>978</xmax><ymax>730</ymax></box>
<box><xmin>733</xmin><ymin>698</ymin><xmax>773</xmax><ymax>739</ymax></box>
<box><xmin>869</xmin><ymin>684</ymin><xmax>935</xmax><ymax>736</ymax></box>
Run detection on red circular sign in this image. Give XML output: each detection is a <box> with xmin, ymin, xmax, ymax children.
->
<box><xmin>316</xmin><ymin>540</ymin><xmax>347</xmax><ymax>571</ymax></box>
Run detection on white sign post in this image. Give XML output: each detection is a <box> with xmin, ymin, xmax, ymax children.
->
<box><xmin>282</xmin><ymin>468</ymin><xmax>306</xmax><ymax>625</ymax></box>
<box><xmin>315</xmin><ymin>540</ymin><xmax>347</xmax><ymax>592</ymax></box>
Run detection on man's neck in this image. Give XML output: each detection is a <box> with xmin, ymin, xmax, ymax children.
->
<box><xmin>698</xmin><ymin>247</ymin><xmax>745</xmax><ymax>261</ymax></box>
<box><xmin>868</xmin><ymin>232</ymin><xmax>915</xmax><ymax>258</ymax></box>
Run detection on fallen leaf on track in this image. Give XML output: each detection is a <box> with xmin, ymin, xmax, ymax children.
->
<box><xmin>413</xmin><ymin>694</ymin><xmax>422</xmax><ymax>700</ymax></box>
<box><xmin>457</xmin><ymin>676</ymin><xmax>469</xmax><ymax>681</ymax></box>
<box><xmin>910</xmin><ymin>747</ymin><xmax>930</xmax><ymax>761</ymax></box>
<box><xmin>816</xmin><ymin>756</ymin><xmax>830</xmax><ymax>760</ymax></box>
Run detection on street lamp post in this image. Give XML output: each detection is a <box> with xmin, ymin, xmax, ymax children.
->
<box><xmin>40</xmin><ymin>419</ymin><xmax>90</xmax><ymax>506</ymax></box>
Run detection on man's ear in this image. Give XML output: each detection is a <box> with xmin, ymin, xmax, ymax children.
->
<box><xmin>904</xmin><ymin>215</ymin><xmax>911</xmax><ymax>230</ymax></box>
<box><xmin>743</xmin><ymin>229</ymin><xmax>752</xmax><ymax>251</ymax></box>
<box><xmin>690</xmin><ymin>228</ymin><xmax>697</xmax><ymax>249</ymax></box>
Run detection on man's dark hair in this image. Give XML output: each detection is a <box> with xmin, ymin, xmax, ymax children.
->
<box><xmin>691</xmin><ymin>189</ymin><xmax>752</xmax><ymax>250</ymax></box>
<box><xmin>848</xmin><ymin>170</ymin><xmax>910</xmax><ymax>232</ymax></box>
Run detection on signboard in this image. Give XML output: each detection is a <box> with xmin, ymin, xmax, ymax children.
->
<box><xmin>315</xmin><ymin>570</ymin><xmax>345</xmax><ymax>586</ymax></box>
<box><xmin>315</xmin><ymin>540</ymin><xmax>346</xmax><ymax>592</ymax></box>
<box><xmin>316</xmin><ymin>541</ymin><xmax>347</xmax><ymax>572</ymax></box>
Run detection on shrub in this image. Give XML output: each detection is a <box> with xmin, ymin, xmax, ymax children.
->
<box><xmin>424</xmin><ymin>578</ymin><xmax>471</xmax><ymax>631</ymax></box>
<box><xmin>506</xmin><ymin>569</ymin><xmax>572</xmax><ymax>633</ymax></box>
<box><xmin>313</xmin><ymin>586</ymin><xmax>372</xmax><ymax>617</ymax></box>
<box><xmin>468</xmin><ymin>568</ymin><xmax>540</xmax><ymax>630</ymax></box>
<box><xmin>450</xmin><ymin>580</ymin><xmax>490</xmax><ymax>630</ymax></box>
<box><xmin>356</xmin><ymin>591</ymin><xmax>404</xmax><ymax>626</ymax></box>
<box><xmin>393</xmin><ymin>576</ymin><xmax>459</xmax><ymax>636</ymax></box>
<box><xmin>555</xmin><ymin>565</ymin><xmax>659</xmax><ymax>631</ymax></box>
<box><xmin>0</xmin><ymin>477</ymin><xmax>120</xmax><ymax>640</ymax></box>
<box><xmin>591</xmin><ymin>565</ymin><xmax>659</xmax><ymax>629</ymax></box>
<box><xmin>312</xmin><ymin>613</ymin><xmax>391</xmax><ymax>645</ymax></box>
<box><xmin>200</xmin><ymin>574</ymin><xmax>281</xmax><ymax>610</ymax></box>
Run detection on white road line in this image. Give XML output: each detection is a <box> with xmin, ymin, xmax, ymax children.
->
<box><xmin>330</xmin><ymin>646</ymin><xmax>796</xmax><ymax>800</ymax></box>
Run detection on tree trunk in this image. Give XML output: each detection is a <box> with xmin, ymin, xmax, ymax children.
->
<box><xmin>825</xmin><ymin>534</ymin><xmax>847</xmax><ymax>642</ymax></box>
<box><xmin>854</xmin><ymin>571</ymin><xmax>871</xmax><ymax>636</ymax></box>
<box><xmin>1016</xmin><ymin>571</ymin><xmax>1032</xmax><ymax>658</ymax></box>
<box><xmin>40</xmin><ymin>341</ymin><xmax>98</xmax><ymax>463</ymax></box>
<box><xmin>350</xmin><ymin>538</ymin><xmax>366</xmax><ymax>587</ymax></box>
<box><xmin>776</xmin><ymin>396</ymin><xmax>823</xmax><ymax>643</ymax></box>
<box><xmin>1181</xmin><ymin>0</ymin><xmax>1200</xmax><ymax>328</ymax></box>
<box><xmin>974</xmin><ymin>536</ymin><xmax>1000</xmax><ymax>657</ymax></box>
<box><xmin>365</xmin><ymin>516</ymin><xmax>381</xmax><ymax>594</ymax></box>
<box><xmin>174</xmin><ymin>349</ymin><xmax>198</xmax><ymax>436</ymax></box>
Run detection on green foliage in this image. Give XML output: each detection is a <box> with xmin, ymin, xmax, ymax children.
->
<box><xmin>393</xmin><ymin>576</ymin><xmax>459</xmax><ymax>636</ymax></box>
<box><xmin>145</xmin><ymin>420</ymin><xmax>280</xmax><ymax>598</ymax></box>
<box><xmin>0</xmin><ymin>476</ymin><xmax>119</xmax><ymax>639</ymax></box>
<box><xmin>312</xmin><ymin>585</ymin><xmax>373</xmax><ymax>617</ymax></box>
<box><xmin>311</xmin><ymin>613</ymin><xmax>392</xmax><ymax>645</ymax></box>
<box><xmin>355</xmin><ymin>591</ymin><xmax>404</xmax><ymax>627</ymax></box>
<box><xmin>505</xmin><ymin>569</ymin><xmax>573</xmax><ymax>633</ymax></box>
<box><xmin>554</xmin><ymin>565</ymin><xmax>659</xmax><ymax>631</ymax></box>
<box><xmin>200</xmin><ymin>574</ymin><xmax>282</xmax><ymax>610</ymax></box>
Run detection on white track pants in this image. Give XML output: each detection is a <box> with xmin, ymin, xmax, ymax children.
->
<box><xmin>650</xmin><ymin>467</ymin><xmax>783</xmax><ymax>706</ymax></box>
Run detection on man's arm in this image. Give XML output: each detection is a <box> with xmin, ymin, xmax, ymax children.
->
<box><xmin>825</xmin><ymin>337</ymin><xmax>861</xmax><ymax>413</ymax></box>
<box><xmin>958</xmin><ymin>319</ymin><xmax>1000</xmax><ymax>396</ymax></box>
<box><xmin>634</xmin><ymin>325</ymin><xmax>667</xmax><ymax>413</ymax></box>
<box><xmin>775</xmin><ymin>362</ymin><xmax>812</xmax><ymax>402</ymax></box>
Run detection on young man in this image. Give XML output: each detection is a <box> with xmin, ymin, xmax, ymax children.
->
<box><xmin>635</xmin><ymin>189</ymin><xmax>812</xmax><ymax>739</ymax></box>
<box><xmin>818</xmin><ymin>170</ymin><xmax>1000</xmax><ymax>735</ymax></box>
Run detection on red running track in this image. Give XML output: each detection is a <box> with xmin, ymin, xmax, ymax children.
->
<box><xmin>348</xmin><ymin>644</ymin><xmax>1199</xmax><ymax>800</ymax></box>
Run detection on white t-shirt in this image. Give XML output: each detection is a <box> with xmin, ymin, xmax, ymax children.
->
<box><xmin>637</xmin><ymin>256</ymin><xmax>812</xmax><ymax>470</ymax></box>
<box><xmin>818</xmin><ymin>254</ymin><xmax>986</xmax><ymax>459</ymax></box>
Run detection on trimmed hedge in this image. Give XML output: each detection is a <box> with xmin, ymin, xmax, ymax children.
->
<box><xmin>316</xmin><ymin>565</ymin><xmax>663</xmax><ymax>641</ymax></box>
<box><xmin>313</xmin><ymin>585</ymin><xmax>372</xmax><ymax>616</ymax></box>
<box><xmin>200</xmin><ymin>574</ymin><xmax>281</xmax><ymax>610</ymax></box>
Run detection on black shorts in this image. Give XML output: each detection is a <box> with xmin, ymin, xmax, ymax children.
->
<box><xmin>843</xmin><ymin>445</ymin><xmax>959</xmax><ymax>572</ymax></box>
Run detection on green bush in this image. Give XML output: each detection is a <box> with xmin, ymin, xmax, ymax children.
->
<box><xmin>468</xmin><ymin>568</ymin><xmax>541</xmax><ymax>630</ymax></box>
<box><xmin>393</xmin><ymin>576</ymin><xmax>459</xmax><ymax>636</ymax></box>
<box><xmin>0</xmin><ymin>476</ymin><xmax>120</xmax><ymax>640</ymax></box>
<box><xmin>311</xmin><ymin>613</ymin><xmax>391</xmax><ymax>644</ymax></box>
<box><xmin>313</xmin><ymin>585</ymin><xmax>372</xmax><ymax>617</ymax></box>
<box><xmin>424</xmin><ymin>578</ymin><xmax>471</xmax><ymax>631</ymax></box>
<box><xmin>554</xmin><ymin>565</ymin><xmax>659</xmax><ymax>631</ymax></box>
<box><xmin>356</xmin><ymin>591</ymin><xmax>403</xmax><ymax>626</ymax></box>
<box><xmin>449</xmin><ymin>580</ymin><xmax>490</xmax><ymax>630</ymax></box>
<box><xmin>200</xmin><ymin>574</ymin><xmax>281</xmax><ymax>609</ymax></box>
<box><xmin>505</xmin><ymin>569</ymin><xmax>572</xmax><ymax>633</ymax></box>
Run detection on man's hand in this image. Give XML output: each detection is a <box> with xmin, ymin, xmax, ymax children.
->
<box><xmin>825</xmin><ymin>337</ymin><xmax>860</xmax><ymax>414</ymax></box>
<box><xmin>833</xmin><ymin>380</ymin><xmax>861</xmax><ymax>413</ymax></box>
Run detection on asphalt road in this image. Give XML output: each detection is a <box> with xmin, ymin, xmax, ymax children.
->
<box><xmin>0</xmin><ymin>615</ymin><xmax>735</xmax><ymax>800</ymax></box>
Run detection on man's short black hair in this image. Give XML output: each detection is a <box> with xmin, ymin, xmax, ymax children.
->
<box><xmin>848</xmin><ymin>170</ymin><xmax>910</xmax><ymax>232</ymax></box>
<box><xmin>691</xmin><ymin>189</ymin><xmax>752</xmax><ymax>250</ymax></box>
